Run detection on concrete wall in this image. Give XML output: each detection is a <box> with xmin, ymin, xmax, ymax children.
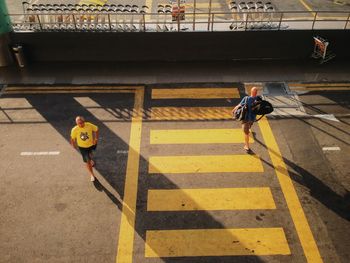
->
<box><xmin>9</xmin><ymin>30</ymin><xmax>350</xmax><ymax>62</ymax></box>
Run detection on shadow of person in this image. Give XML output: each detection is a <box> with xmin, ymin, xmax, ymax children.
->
<box><xmin>93</xmin><ymin>178</ymin><xmax>122</xmax><ymax>211</ymax></box>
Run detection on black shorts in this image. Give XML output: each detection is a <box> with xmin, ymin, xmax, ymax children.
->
<box><xmin>78</xmin><ymin>144</ymin><xmax>96</xmax><ymax>163</ymax></box>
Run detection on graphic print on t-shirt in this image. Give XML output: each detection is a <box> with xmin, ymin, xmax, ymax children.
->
<box><xmin>80</xmin><ymin>132</ymin><xmax>89</xmax><ymax>141</ymax></box>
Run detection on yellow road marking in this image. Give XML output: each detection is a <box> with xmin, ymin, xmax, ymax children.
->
<box><xmin>147</xmin><ymin>187</ymin><xmax>276</xmax><ymax>211</ymax></box>
<box><xmin>116</xmin><ymin>87</ymin><xmax>144</xmax><ymax>263</ymax></box>
<box><xmin>145</xmin><ymin>0</ymin><xmax>153</xmax><ymax>22</ymax></box>
<box><xmin>150</xmin><ymin>128</ymin><xmax>253</xmax><ymax>144</ymax></box>
<box><xmin>152</xmin><ymin>87</ymin><xmax>240</xmax><ymax>99</ymax></box>
<box><xmin>145</xmin><ymin>228</ymin><xmax>290</xmax><ymax>257</ymax></box>
<box><xmin>79</xmin><ymin>0</ymin><xmax>107</xmax><ymax>5</ymax></box>
<box><xmin>150</xmin><ymin>107</ymin><xmax>232</xmax><ymax>120</ymax></box>
<box><xmin>298</xmin><ymin>0</ymin><xmax>316</xmax><ymax>15</ymax></box>
<box><xmin>289</xmin><ymin>83</ymin><xmax>350</xmax><ymax>87</ymax></box>
<box><xmin>186</xmin><ymin>3</ymin><xmax>225</xmax><ymax>9</ymax></box>
<box><xmin>258</xmin><ymin>117</ymin><xmax>323</xmax><ymax>263</ymax></box>
<box><xmin>4</xmin><ymin>90</ymin><xmax>136</xmax><ymax>94</ymax></box>
<box><xmin>149</xmin><ymin>154</ymin><xmax>264</xmax><ymax>174</ymax></box>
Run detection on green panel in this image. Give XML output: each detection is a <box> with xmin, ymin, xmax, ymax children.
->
<box><xmin>0</xmin><ymin>0</ymin><xmax>12</xmax><ymax>34</ymax></box>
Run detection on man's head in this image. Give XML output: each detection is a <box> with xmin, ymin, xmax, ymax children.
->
<box><xmin>75</xmin><ymin>116</ymin><xmax>85</xmax><ymax>127</ymax></box>
<box><xmin>250</xmin><ymin>87</ymin><xmax>258</xmax><ymax>97</ymax></box>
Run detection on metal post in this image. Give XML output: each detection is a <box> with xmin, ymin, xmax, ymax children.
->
<box><xmin>193</xmin><ymin>0</ymin><xmax>196</xmax><ymax>31</ymax></box>
<box><xmin>278</xmin><ymin>12</ymin><xmax>283</xmax><ymax>30</ymax></box>
<box><xmin>211</xmin><ymin>13</ymin><xmax>214</xmax><ymax>31</ymax></box>
<box><xmin>344</xmin><ymin>12</ymin><xmax>350</xmax><ymax>30</ymax></box>
<box><xmin>244</xmin><ymin>11</ymin><xmax>249</xmax><ymax>30</ymax></box>
<box><xmin>0</xmin><ymin>0</ymin><xmax>13</xmax><ymax>66</ymax></box>
<box><xmin>207</xmin><ymin>0</ymin><xmax>212</xmax><ymax>31</ymax></box>
<box><xmin>108</xmin><ymin>13</ymin><xmax>111</xmax><ymax>31</ymax></box>
<box><xmin>177</xmin><ymin>0</ymin><xmax>181</xmax><ymax>32</ymax></box>
<box><xmin>311</xmin><ymin>11</ymin><xmax>317</xmax><ymax>30</ymax></box>
<box><xmin>73</xmin><ymin>14</ymin><xmax>77</xmax><ymax>30</ymax></box>
<box><xmin>143</xmin><ymin>13</ymin><xmax>146</xmax><ymax>31</ymax></box>
<box><xmin>36</xmin><ymin>14</ymin><xmax>42</xmax><ymax>30</ymax></box>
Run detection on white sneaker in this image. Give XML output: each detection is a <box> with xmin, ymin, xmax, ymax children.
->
<box><xmin>90</xmin><ymin>175</ymin><xmax>95</xmax><ymax>182</ymax></box>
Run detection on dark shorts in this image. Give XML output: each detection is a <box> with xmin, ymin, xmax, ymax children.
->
<box><xmin>241</xmin><ymin>121</ymin><xmax>254</xmax><ymax>134</ymax></box>
<box><xmin>78</xmin><ymin>144</ymin><xmax>96</xmax><ymax>163</ymax></box>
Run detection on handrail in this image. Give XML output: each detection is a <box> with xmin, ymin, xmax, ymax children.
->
<box><xmin>8</xmin><ymin>10</ymin><xmax>350</xmax><ymax>32</ymax></box>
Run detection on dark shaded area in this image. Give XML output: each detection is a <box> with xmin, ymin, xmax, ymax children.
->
<box><xmin>2</xmin><ymin>90</ymin><xmax>270</xmax><ymax>263</ymax></box>
<box><xmin>9</xmin><ymin>30</ymin><xmax>350</xmax><ymax>62</ymax></box>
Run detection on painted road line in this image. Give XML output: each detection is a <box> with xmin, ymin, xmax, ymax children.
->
<box><xmin>149</xmin><ymin>155</ymin><xmax>264</xmax><ymax>174</ymax></box>
<box><xmin>145</xmin><ymin>228</ymin><xmax>290</xmax><ymax>257</ymax></box>
<box><xmin>152</xmin><ymin>88</ymin><xmax>240</xmax><ymax>99</ymax></box>
<box><xmin>4</xmin><ymin>90</ymin><xmax>135</xmax><ymax>94</ymax></box>
<box><xmin>322</xmin><ymin>146</ymin><xmax>340</xmax><ymax>151</ymax></box>
<box><xmin>147</xmin><ymin>187</ymin><xmax>276</xmax><ymax>211</ymax></box>
<box><xmin>289</xmin><ymin>83</ymin><xmax>350</xmax><ymax>87</ymax></box>
<box><xmin>258</xmin><ymin>117</ymin><xmax>323</xmax><ymax>263</ymax></box>
<box><xmin>298</xmin><ymin>0</ymin><xmax>315</xmax><ymax>15</ymax></box>
<box><xmin>20</xmin><ymin>151</ymin><xmax>60</xmax><ymax>156</ymax></box>
<box><xmin>145</xmin><ymin>0</ymin><xmax>153</xmax><ymax>22</ymax></box>
<box><xmin>5</xmin><ymin>86</ymin><xmax>141</xmax><ymax>91</ymax></box>
<box><xmin>116</xmin><ymin>88</ymin><xmax>144</xmax><ymax>263</ymax></box>
<box><xmin>150</xmin><ymin>129</ymin><xmax>253</xmax><ymax>144</ymax></box>
<box><xmin>150</xmin><ymin>107</ymin><xmax>232</xmax><ymax>120</ymax></box>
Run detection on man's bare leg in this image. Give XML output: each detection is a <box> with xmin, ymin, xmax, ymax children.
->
<box><xmin>86</xmin><ymin>161</ymin><xmax>95</xmax><ymax>181</ymax></box>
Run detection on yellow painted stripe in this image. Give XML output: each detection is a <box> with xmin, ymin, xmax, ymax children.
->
<box><xmin>116</xmin><ymin>88</ymin><xmax>144</xmax><ymax>263</ymax></box>
<box><xmin>298</xmin><ymin>0</ymin><xmax>315</xmax><ymax>14</ymax></box>
<box><xmin>186</xmin><ymin>3</ymin><xmax>226</xmax><ymax>8</ymax></box>
<box><xmin>289</xmin><ymin>83</ymin><xmax>350</xmax><ymax>87</ymax></box>
<box><xmin>145</xmin><ymin>0</ymin><xmax>153</xmax><ymax>22</ymax></box>
<box><xmin>147</xmin><ymin>187</ymin><xmax>276</xmax><ymax>211</ymax></box>
<box><xmin>79</xmin><ymin>0</ymin><xmax>106</xmax><ymax>5</ymax></box>
<box><xmin>152</xmin><ymin>88</ymin><xmax>240</xmax><ymax>99</ymax></box>
<box><xmin>4</xmin><ymin>90</ymin><xmax>134</xmax><ymax>94</ymax></box>
<box><xmin>289</xmin><ymin>87</ymin><xmax>349</xmax><ymax>91</ymax></box>
<box><xmin>150</xmin><ymin>107</ymin><xmax>232</xmax><ymax>120</ymax></box>
<box><xmin>5</xmin><ymin>86</ymin><xmax>142</xmax><ymax>91</ymax></box>
<box><xmin>258</xmin><ymin>117</ymin><xmax>322</xmax><ymax>263</ymax></box>
<box><xmin>145</xmin><ymin>228</ymin><xmax>290</xmax><ymax>257</ymax></box>
<box><xmin>149</xmin><ymin>155</ymin><xmax>263</xmax><ymax>174</ymax></box>
<box><xmin>150</xmin><ymin>129</ymin><xmax>253</xmax><ymax>144</ymax></box>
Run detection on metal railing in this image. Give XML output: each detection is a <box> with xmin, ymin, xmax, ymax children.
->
<box><xmin>8</xmin><ymin>10</ymin><xmax>350</xmax><ymax>32</ymax></box>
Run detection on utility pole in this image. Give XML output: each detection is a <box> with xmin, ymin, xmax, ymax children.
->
<box><xmin>0</xmin><ymin>0</ymin><xmax>13</xmax><ymax>66</ymax></box>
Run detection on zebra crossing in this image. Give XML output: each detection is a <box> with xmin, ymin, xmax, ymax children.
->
<box><xmin>126</xmin><ymin>85</ymin><xmax>322</xmax><ymax>262</ymax></box>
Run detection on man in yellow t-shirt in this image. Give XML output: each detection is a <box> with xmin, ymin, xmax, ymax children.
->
<box><xmin>70</xmin><ymin>116</ymin><xmax>99</xmax><ymax>182</ymax></box>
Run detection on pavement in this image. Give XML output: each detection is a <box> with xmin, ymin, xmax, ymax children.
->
<box><xmin>0</xmin><ymin>59</ymin><xmax>349</xmax><ymax>263</ymax></box>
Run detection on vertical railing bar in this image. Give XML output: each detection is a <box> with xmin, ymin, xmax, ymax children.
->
<box><xmin>278</xmin><ymin>12</ymin><xmax>283</xmax><ymax>30</ymax></box>
<box><xmin>108</xmin><ymin>13</ymin><xmax>111</xmax><ymax>31</ymax></box>
<box><xmin>311</xmin><ymin>11</ymin><xmax>317</xmax><ymax>30</ymax></box>
<box><xmin>244</xmin><ymin>12</ymin><xmax>249</xmax><ymax>31</ymax></box>
<box><xmin>207</xmin><ymin>0</ymin><xmax>212</xmax><ymax>31</ymax></box>
<box><xmin>344</xmin><ymin>12</ymin><xmax>350</xmax><ymax>30</ymax></box>
<box><xmin>143</xmin><ymin>13</ymin><xmax>146</xmax><ymax>31</ymax></box>
<box><xmin>193</xmin><ymin>0</ymin><xmax>196</xmax><ymax>31</ymax></box>
<box><xmin>36</xmin><ymin>14</ymin><xmax>42</xmax><ymax>30</ymax></box>
<box><xmin>73</xmin><ymin>14</ymin><xmax>77</xmax><ymax>30</ymax></box>
<box><xmin>211</xmin><ymin>13</ymin><xmax>214</xmax><ymax>31</ymax></box>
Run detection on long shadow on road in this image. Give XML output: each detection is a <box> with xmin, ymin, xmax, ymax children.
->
<box><xmin>12</xmin><ymin>91</ymin><xmax>268</xmax><ymax>263</ymax></box>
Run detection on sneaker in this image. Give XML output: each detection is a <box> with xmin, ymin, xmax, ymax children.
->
<box><xmin>90</xmin><ymin>175</ymin><xmax>95</xmax><ymax>182</ymax></box>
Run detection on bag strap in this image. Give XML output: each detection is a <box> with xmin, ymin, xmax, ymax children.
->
<box><xmin>254</xmin><ymin>114</ymin><xmax>265</xmax><ymax>122</ymax></box>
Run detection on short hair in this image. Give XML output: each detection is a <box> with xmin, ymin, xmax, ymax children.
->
<box><xmin>75</xmin><ymin>116</ymin><xmax>85</xmax><ymax>122</ymax></box>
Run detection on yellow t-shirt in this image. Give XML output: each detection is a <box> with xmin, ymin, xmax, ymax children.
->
<box><xmin>71</xmin><ymin>122</ymin><xmax>98</xmax><ymax>148</ymax></box>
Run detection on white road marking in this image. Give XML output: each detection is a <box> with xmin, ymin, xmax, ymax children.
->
<box><xmin>117</xmin><ymin>150</ymin><xmax>129</xmax><ymax>154</ymax></box>
<box><xmin>20</xmin><ymin>151</ymin><xmax>60</xmax><ymax>156</ymax></box>
<box><xmin>313</xmin><ymin>114</ymin><xmax>340</xmax><ymax>122</ymax></box>
<box><xmin>322</xmin><ymin>147</ymin><xmax>340</xmax><ymax>151</ymax></box>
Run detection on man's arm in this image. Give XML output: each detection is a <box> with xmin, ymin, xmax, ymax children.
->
<box><xmin>70</xmin><ymin>138</ymin><xmax>77</xmax><ymax>149</ymax></box>
<box><xmin>93</xmin><ymin>129</ymin><xmax>99</xmax><ymax>145</ymax></box>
